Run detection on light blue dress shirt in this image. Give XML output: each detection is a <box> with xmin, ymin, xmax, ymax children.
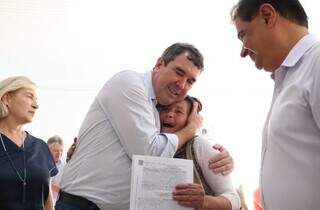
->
<box><xmin>261</xmin><ymin>34</ymin><xmax>320</xmax><ymax>210</ymax></box>
<box><xmin>60</xmin><ymin>70</ymin><xmax>178</xmax><ymax>210</ymax></box>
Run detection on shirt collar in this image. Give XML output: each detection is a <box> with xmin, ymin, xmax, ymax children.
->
<box><xmin>143</xmin><ymin>70</ymin><xmax>157</xmax><ymax>105</ymax></box>
<box><xmin>281</xmin><ymin>34</ymin><xmax>318</xmax><ymax>68</ymax></box>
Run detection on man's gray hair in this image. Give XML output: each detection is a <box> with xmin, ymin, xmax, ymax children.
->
<box><xmin>47</xmin><ymin>135</ymin><xmax>64</xmax><ymax>148</ymax></box>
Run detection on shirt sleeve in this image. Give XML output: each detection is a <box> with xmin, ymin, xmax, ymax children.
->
<box><xmin>97</xmin><ymin>71</ymin><xmax>178</xmax><ymax>158</ymax></box>
<box><xmin>193</xmin><ymin>136</ymin><xmax>241</xmax><ymax>210</ymax></box>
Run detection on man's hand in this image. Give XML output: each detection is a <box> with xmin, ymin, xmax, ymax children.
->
<box><xmin>51</xmin><ymin>181</ymin><xmax>60</xmax><ymax>193</ymax></box>
<box><xmin>176</xmin><ymin>101</ymin><xmax>203</xmax><ymax>149</ymax></box>
<box><xmin>66</xmin><ymin>137</ymin><xmax>77</xmax><ymax>163</ymax></box>
<box><xmin>208</xmin><ymin>144</ymin><xmax>234</xmax><ymax>175</ymax></box>
<box><xmin>173</xmin><ymin>183</ymin><xmax>205</xmax><ymax>210</ymax></box>
<box><xmin>186</xmin><ymin>101</ymin><xmax>203</xmax><ymax>133</ymax></box>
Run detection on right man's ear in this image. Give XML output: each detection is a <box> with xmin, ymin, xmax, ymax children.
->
<box><xmin>259</xmin><ymin>3</ymin><xmax>277</xmax><ymax>27</ymax></box>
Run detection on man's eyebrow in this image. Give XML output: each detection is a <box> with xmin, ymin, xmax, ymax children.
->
<box><xmin>175</xmin><ymin>67</ymin><xmax>185</xmax><ymax>73</ymax></box>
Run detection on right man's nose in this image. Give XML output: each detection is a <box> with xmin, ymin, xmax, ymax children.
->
<box><xmin>240</xmin><ymin>46</ymin><xmax>249</xmax><ymax>58</ymax></box>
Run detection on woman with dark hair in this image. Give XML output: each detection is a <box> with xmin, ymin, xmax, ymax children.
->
<box><xmin>159</xmin><ymin>96</ymin><xmax>240</xmax><ymax>210</ymax></box>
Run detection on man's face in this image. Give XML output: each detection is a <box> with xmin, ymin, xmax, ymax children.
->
<box><xmin>152</xmin><ymin>54</ymin><xmax>200</xmax><ymax>105</ymax></box>
<box><xmin>50</xmin><ymin>143</ymin><xmax>63</xmax><ymax>162</ymax></box>
<box><xmin>160</xmin><ymin>100</ymin><xmax>191</xmax><ymax>133</ymax></box>
<box><xmin>235</xmin><ymin>16</ymin><xmax>275</xmax><ymax>72</ymax></box>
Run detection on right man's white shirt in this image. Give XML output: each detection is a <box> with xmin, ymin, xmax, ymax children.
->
<box><xmin>261</xmin><ymin>34</ymin><xmax>320</xmax><ymax>210</ymax></box>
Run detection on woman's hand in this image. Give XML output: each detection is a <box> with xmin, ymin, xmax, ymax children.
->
<box><xmin>173</xmin><ymin>183</ymin><xmax>205</xmax><ymax>210</ymax></box>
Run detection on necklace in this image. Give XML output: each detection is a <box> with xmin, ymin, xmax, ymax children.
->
<box><xmin>0</xmin><ymin>133</ymin><xmax>27</xmax><ymax>203</ymax></box>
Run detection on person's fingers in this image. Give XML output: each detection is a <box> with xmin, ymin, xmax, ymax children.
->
<box><xmin>209</xmin><ymin>150</ymin><xmax>230</xmax><ymax>165</ymax></box>
<box><xmin>188</xmin><ymin>102</ymin><xmax>199</xmax><ymax>121</ymax></box>
<box><xmin>222</xmin><ymin>168</ymin><xmax>233</xmax><ymax>176</ymax></box>
<box><xmin>173</xmin><ymin>185</ymin><xmax>205</xmax><ymax>210</ymax></box>
<box><xmin>173</xmin><ymin>193</ymin><xmax>203</xmax><ymax>200</ymax></box>
<box><xmin>209</xmin><ymin>159</ymin><xmax>233</xmax><ymax>172</ymax></box>
<box><xmin>186</xmin><ymin>101</ymin><xmax>203</xmax><ymax>132</ymax></box>
<box><xmin>175</xmin><ymin>183</ymin><xmax>200</xmax><ymax>189</ymax></box>
<box><xmin>208</xmin><ymin>150</ymin><xmax>234</xmax><ymax>175</ymax></box>
<box><xmin>212</xmin><ymin>143</ymin><xmax>224</xmax><ymax>152</ymax></box>
<box><xmin>174</xmin><ymin>187</ymin><xmax>203</xmax><ymax>194</ymax></box>
<box><xmin>192</xmin><ymin>101</ymin><xmax>199</xmax><ymax>113</ymax></box>
<box><xmin>173</xmin><ymin>193</ymin><xmax>204</xmax><ymax>204</ymax></box>
<box><xmin>213</xmin><ymin>163</ymin><xmax>233</xmax><ymax>174</ymax></box>
<box><xmin>209</xmin><ymin>153</ymin><xmax>231</xmax><ymax>167</ymax></box>
<box><xmin>174</xmin><ymin>184</ymin><xmax>203</xmax><ymax>195</ymax></box>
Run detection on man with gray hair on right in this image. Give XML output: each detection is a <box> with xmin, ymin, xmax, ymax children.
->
<box><xmin>47</xmin><ymin>135</ymin><xmax>65</xmax><ymax>203</ymax></box>
<box><xmin>229</xmin><ymin>0</ymin><xmax>320</xmax><ymax>209</ymax></box>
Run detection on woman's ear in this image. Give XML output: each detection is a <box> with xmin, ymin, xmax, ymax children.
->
<box><xmin>1</xmin><ymin>93</ymin><xmax>10</xmax><ymax>107</ymax></box>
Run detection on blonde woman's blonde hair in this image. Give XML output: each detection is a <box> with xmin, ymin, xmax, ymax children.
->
<box><xmin>0</xmin><ymin>76</ymin><xmax>37</xmax><ymax>119</ymax></box>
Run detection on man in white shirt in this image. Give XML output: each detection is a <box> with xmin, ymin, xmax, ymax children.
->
<box><xmin>56</xmin><ymin>43</ymin><xmax>233</xmax><ymax>210</ymax></box>
<box><xmin>230</xmin><ymin>1</ymin><xmax>320</xmax><ymax>210</ymax></box>
<box><xmin>47</xmin><ymin>135</ymin><xmax>66</xmax><ymax>203</ymax></box>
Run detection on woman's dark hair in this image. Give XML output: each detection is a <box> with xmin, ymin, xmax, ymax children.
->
<box><xmin>156</xmin><ymin>95</ymin><xmax>202</xmax><ymax>114</ymax></box>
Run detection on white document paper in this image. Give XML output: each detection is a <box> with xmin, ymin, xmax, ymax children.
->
<box><xmin>130</xmin><ymin>155</ymin><xmax>193</xmax><ymax>210</ymax></box>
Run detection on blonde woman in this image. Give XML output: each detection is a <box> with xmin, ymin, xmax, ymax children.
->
<box><xmin>0</xmin><ymin>76</ymin><xmax>57</xmax><ymax>210</ymax></box>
